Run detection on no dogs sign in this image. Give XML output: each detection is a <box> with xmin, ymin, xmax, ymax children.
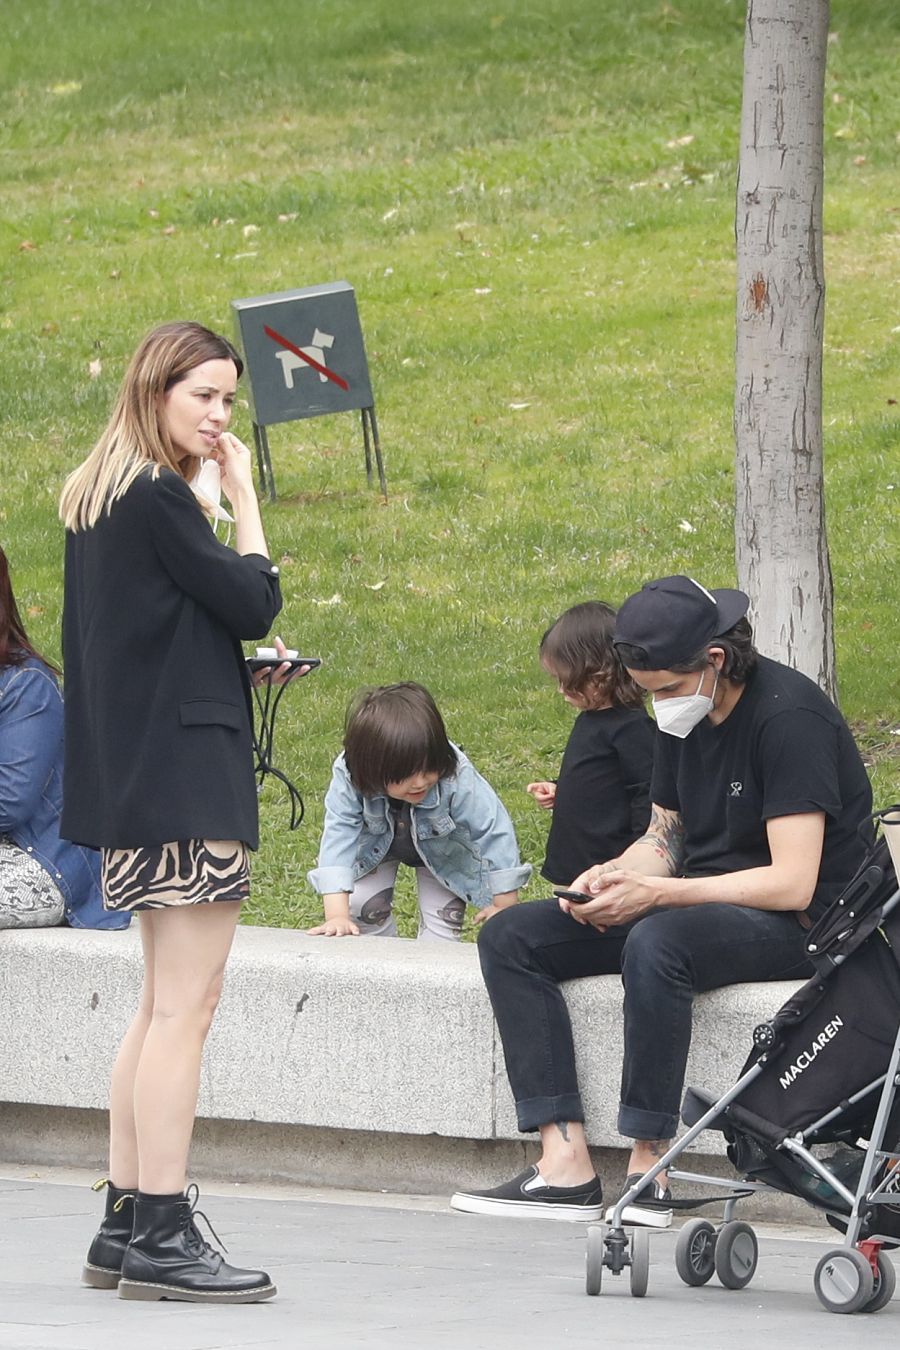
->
<box><xmin>232</xmin><ymin>281</ymin><xmax>374</xmax><ymax>425</ymax></box>
<box><xmin>231</xmin><ymin>282</ymin><xmax>384</xmax><ymax>498</ymax></box>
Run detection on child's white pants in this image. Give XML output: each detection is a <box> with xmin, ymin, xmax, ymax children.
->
<box><xmin>349</xmin><ymin>861</ymin><xmax>466</xmax><ymax>941</ymax></box>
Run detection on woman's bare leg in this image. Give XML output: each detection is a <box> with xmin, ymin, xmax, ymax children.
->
<box><xmin>107</xmin><ymin>914</ymin><xmax>155</xmax><ymax>1186</ymax></box>
<box><xmin>133</xmin><ymin>902</ymin><xmax>241</xmax><ymax>1194</ymax></box>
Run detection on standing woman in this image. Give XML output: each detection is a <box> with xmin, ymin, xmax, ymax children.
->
<box><xmin>60</xmin><ymin>322</ymin><xmax>282</xmax><ymax>1304</ymax></box>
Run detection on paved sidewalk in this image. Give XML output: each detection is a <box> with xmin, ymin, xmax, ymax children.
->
<box><xmin>1</xmin><ymin>1166</ymin><xmax>898</xmax><ymax>1350</ymax></box>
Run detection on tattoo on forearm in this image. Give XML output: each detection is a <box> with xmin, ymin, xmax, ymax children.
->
<box><xmin>640</xmin><ymin>808</ymin><xmax>684</xmax><ymax>875</ymax></box>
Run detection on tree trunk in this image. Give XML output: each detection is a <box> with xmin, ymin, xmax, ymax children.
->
<box><xmin>735</xmin><ymin>0</ymin><xmax>836</xmax><ymax>700</ymax></box>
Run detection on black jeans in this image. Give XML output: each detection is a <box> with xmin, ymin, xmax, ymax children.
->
<box><xmin>477</xmin><ymin>899</ymin><xmax>814</xmax><ymax>1141</ymax></box>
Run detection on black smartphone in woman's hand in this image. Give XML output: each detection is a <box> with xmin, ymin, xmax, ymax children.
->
<box><xmin>246</xmin><ymin>657</ymin><xmax>321</xmax><ymax>674</ymax></box>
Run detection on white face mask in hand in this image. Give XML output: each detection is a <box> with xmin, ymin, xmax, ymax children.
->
<box><xmin>653</xmin><ymin>668</ymin><xmax>718</xmax><ymax>739</ymax></box>
<box><xmin>191</xmin><ymin>458</ymin><xmax>233</xmax><ymax>526</ymax></box>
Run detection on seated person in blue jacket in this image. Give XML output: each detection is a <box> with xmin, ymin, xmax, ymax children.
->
<box><xmin>308</xmin><ymin>682</ymin><xmax>531</xmax><ymax>940</ymax></box>
<box><xmin>451</xmin><ymin>575</ymin><xmax>872</xmax><ymax>1226</ymax></box>
<box><xmin>0</xmin><ymin>546</ymin><xmax>127</xmax><ymax>931</ymax></box>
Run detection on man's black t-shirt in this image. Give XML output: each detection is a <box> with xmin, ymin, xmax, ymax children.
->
<box><xmin>650</xmin><ymin>656</ymin><xmax>873</xmax><ymax>919</ymax></box>
<box><xmin>542</xmin><ymin>707</ymin><xmax>655</xmax><ymax>885</ymax></box>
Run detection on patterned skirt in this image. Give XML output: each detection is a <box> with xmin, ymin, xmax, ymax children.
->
<box><xmin>101</xmin><ymin>838</ymin><xmax>250</xmax><ymax>912</ymax></box>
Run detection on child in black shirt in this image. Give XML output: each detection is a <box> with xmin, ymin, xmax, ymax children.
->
<box><xmin>527</xmin><ymin>602</ymin><xmax>655</xmax><ymax>885</ymax></box>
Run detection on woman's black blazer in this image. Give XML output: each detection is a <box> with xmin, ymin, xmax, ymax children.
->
<box><xmin>61</xmin><ymin>467</ymin><xmax>282</xmax><ymax>850</ymax></box>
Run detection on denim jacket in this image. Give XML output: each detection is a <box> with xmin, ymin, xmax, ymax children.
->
<box><xmin>308</xmin><ymin>744</ymin><xmax>531</xmax><ymax>907</ymax></box>
<box><xmin>0</xmin><ymin>659</ymin><xmax>129</xmax><ymax>930</ymax></box>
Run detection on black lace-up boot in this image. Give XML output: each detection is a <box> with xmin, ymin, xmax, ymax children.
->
<box><xmin>83</xmin><ymin>1180</ymin><xmax>135</xmax><ymax>1289</ymax></box>
<box><xmin>117</xmin><ymin>1187</ymin><xmax>277</xmax><ymax>1303</ymax></box>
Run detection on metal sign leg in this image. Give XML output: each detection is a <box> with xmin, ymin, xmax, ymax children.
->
<box><xmin>252</xmin><ymin>423</ymin><xmax>277</xmax><ymax>502</ymax></box>
<box><xmin>361</xmin><ymin>408</ymin><xmax>373</xmax><ymax>486</ymax></box>
<box><xmin>362</xmin><ymin>406</ymin><xmax>387</xmax><ymax>497</ymax></box>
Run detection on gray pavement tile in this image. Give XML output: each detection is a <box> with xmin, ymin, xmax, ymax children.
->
<box><xmin>1</xmin><ymin>1178</ymin><xmax>899</xmax><ymax>1350</ymax></box>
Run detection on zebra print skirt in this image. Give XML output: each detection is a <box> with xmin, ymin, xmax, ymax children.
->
<box><xmin>101</xmin><ymin>838</ymin><xmax>250</xmax><ymax>912</ymax></box>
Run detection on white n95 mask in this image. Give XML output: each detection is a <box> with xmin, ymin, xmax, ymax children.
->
<box><xmin>653</xmin><ymin>669</ymin><xmax>718</xmax><ymax>739</ymax></box>
<box><xmin>191</xmin><ymin>458</ymin><xmax>233</xmax><ymax>527</ymax></box>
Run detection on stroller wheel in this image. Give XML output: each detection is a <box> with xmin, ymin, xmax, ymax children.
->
<box><xmin>861</xmin><ymin>1252</ymin><xmax>896</xmax><ymax>1313</ymax></box>
<box><xmin>714</xmin><ymin>1220</ymin><xmax>758</xmax><ymax>1290</ymax></box>
<box><xmin>813</xmin><ymin>1248</ymin><xmax>875</xmax><ymax>1314</ymax></box>
<box><xmin>675</xmin><ymin>1218</ymin><xmax>716</xmax><ymax>1286</ymax></box>
<box><xmin>585</xmin><ymin>1225</ymin><xmax>604</xmax><ymax>1296</ymax></box>
<box><xmin>629</xmin><ymin>1228</ymin><xmax>650</xmax><ymax>1298</ymax></box>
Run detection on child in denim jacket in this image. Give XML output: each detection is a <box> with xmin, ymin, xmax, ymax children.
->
<box><xmin>308</xmin><ymin>682</ymin><xmax>530</xmax><ymax>940</ymax></box>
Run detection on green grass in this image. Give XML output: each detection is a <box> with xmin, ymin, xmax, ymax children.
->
<box><xmin>2</xmin><ymin>0</ymin><xmax>898</xmax><ymax>933</ymax></box>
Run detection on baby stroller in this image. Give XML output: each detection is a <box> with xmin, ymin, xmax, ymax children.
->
<box><xmin>586</xmin><ymin>811</ymin><xmax>900</xmax><ymax>1314</ymax></box>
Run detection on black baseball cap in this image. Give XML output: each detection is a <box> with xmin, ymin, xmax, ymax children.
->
<box><xmin>613</xmin><ymin>575</ymin><xmax>749</xmax><ymax>669</ymax></box>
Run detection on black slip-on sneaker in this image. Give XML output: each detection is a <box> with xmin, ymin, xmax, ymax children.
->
<box><xmin>450</xmin><ymin>1165</ymin><xmax>604</xmax><ymax>1221</ymax></box>
<box><xmin>605</xmin><ymin>1172</ymin><xmax>673</xmax><ymax>1228</ymax></box>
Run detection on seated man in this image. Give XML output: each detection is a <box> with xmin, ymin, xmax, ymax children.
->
<box><xmin>451</xmin><ymin>575</ymin><xmax>873</xmax><ymax>1225</ymax></box>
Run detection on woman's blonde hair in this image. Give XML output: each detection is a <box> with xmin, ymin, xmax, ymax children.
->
<box><xmin>59</xmin><ymin>321</ymin><xmax>243</xmax><ymax>531</ymax></box>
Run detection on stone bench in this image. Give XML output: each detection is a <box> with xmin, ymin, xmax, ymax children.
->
<box><xmin>0</xmin><ymin>926</ymin><xmax>803</xmax><ymax>1198</ymax></box>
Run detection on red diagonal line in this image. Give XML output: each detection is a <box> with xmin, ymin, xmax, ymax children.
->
<box><xmin>263</xmin><ymin>324</ymin><xmax>349</xmax><ymax>391</ymax></box>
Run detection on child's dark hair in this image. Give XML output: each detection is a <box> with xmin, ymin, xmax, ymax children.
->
<box><xmin>540</xmin><ymin>601</ymin><xmax>645</xmax><ymax>710</ymax></box>
<box><xmin>343</xmin><ymin>682</ymin><xmax>458</xmax><ymax>796</ymax></box>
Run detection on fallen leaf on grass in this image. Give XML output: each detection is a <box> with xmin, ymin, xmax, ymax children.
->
<box><xmin>48</xmin><ymin>81</ymin><xmax>82</xmax><ymax>96</ymax></box>
<box><xmin>312</xmin><ymin>593</ymin><xmax>343</xmax><ymax>607</ymax></box>
<box><xmin>242</xmin><ymin>223</ymin><xmax>259</xmax><ymax>238</ymax></box>
<box><xmin>88</xmin><ymin>359</ymin><xmax>102</xmax><ymax>378</ymax></box>
<box><xmin>508</xmin><ymin>401</ymin><xmax>531</xmax><ymax>410</ymax></box>
<box><xmin>19</xmin><ymin>240</ymin><xmax>38</xmax><ymax>252</ymax></box>
<box><xmin>666</xmin><ymin>134</ymin><xmax>694</xmax><ymax>148</ymax></box>
<box><xmin>364</xmin><ymin>580</ymin><xmax>386</xmax><ymax>591</ymax></box>
<box><xmin>678</xmin><ymin>519</ymin><xmax>696</xmax><ymax>533</ymax></box>
<box><xmin>474</xmin><ymin>287</ymin><xmax>492</xmax><ymax>295</ymax></box>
